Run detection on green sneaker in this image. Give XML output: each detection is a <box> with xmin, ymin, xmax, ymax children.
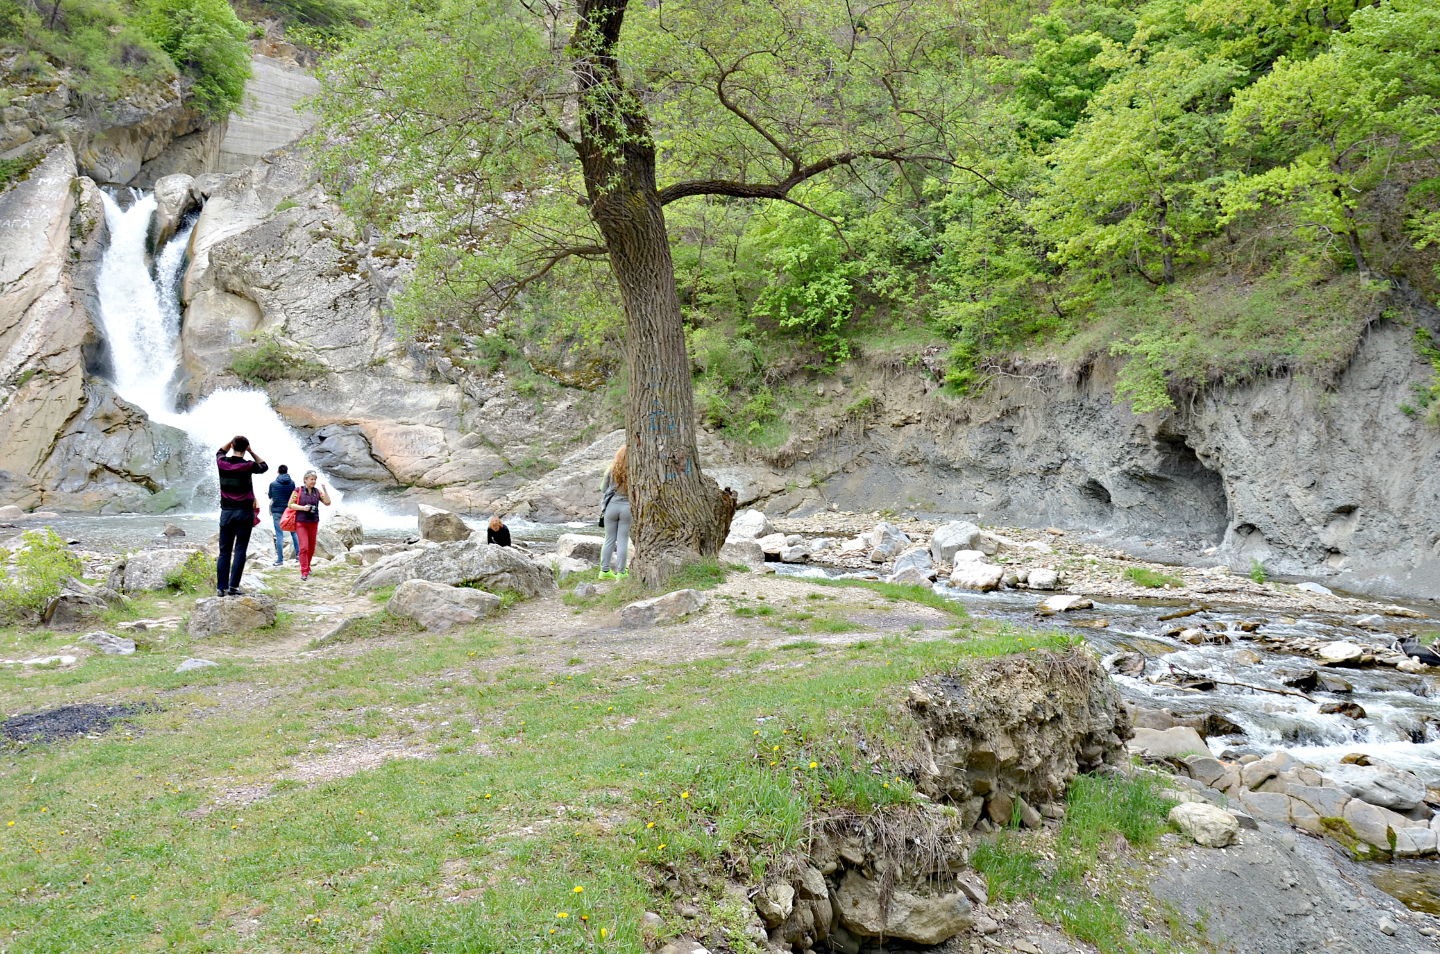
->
<box><xmin>597</xmin><ymin>570</ymin><xmax>615</xmax><ymax>580</ymax></box>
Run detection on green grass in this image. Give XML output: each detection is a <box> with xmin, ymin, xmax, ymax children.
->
<box><xmin>572</xmin><ymin>558</ymin><xmax>735</xmax><ymax>611</ymax></box>
<box><xmin>0</xmin><ymin>591</ymin><xmax>1093</xmax><ymax>953</ymax></box>
<box><xmin>1249</xmin><ymin>558</ymin><xmax>1267</xmax><ymax>584</ymax></box>
<box><xmin>1123</xmin><ymin>566</ymin><xmax>1182</xmax><ymax>589</ymax></box>
<box><xmin>807</xmin><ymin>578</ymin><xmax>967</xmax><ymax>617</ymax></box>
<box><xmin>971</xmin><ymin>773</ymin><xmax>1178</xmax><ymax>953</ymax></box>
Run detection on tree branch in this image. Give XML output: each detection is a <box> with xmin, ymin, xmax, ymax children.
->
<box><xmin>496</xmin><ymin>243</ymin><xmax>610</xmax><ymax>308</ymax></box>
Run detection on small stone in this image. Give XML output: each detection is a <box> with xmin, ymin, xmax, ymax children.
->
<box><xmin>175</xmin><ymin>658</ymin><xmax>218</xmax><ymax>673</ymax></box>
<box><xmin>555</xmin><ymin>534</ymin><xmax>602</xmax><ymax>562</ymax></box>
<box><xmin>755</xmin><ymin>883</ymin><xmax>795</xmax><ymax>927</ymax></box>
<box><xmin>1378</xmin><ymin>917</ymin><xmax>1397</xmax><ymax>936</ymax></box>
<box><xmin>1295</xmin><ymin>581</ymin><xmax>1334</xmax><ymax>596</ymax></box>
<box><xmin>1026</xmin><ymin>567</ymin><xmax>1059</xmax><ymax>590</ymax></box>
<box><xmin>656</xmin><ymin>941</ymin><xmax>710</xmax><ymax>954</ymax></box>
<box><xmin>78</xmin><ymin>632</ymin><xmax>135</xmax><ymax>656</ymax></box>
<box><xmin>573</xmin><ymin>582</ymin><xmax>597</xmax><ymax>599</ymax></box>
<box><xmin>1169</xmin><ymin>802</ymin><xmax>1240</xmax><ymax>847</ymax></box>
<box><xmin>642</xmin><ymin>911</ymin><xmax>664</xmax><ymax>931</ymax></box>
<box><xmin>1319</xmin><ymin>701</ymin><xmax>1367</xmax><ymax>720</ymax></box>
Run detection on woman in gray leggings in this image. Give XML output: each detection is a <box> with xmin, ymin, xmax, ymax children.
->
<box><xmin>599</xmin><ymin>445</ymin><xmax>631</xmax><ymax>577</ymax></box>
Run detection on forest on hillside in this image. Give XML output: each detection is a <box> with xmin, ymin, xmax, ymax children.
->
<box><xmin>7</xmin><ymin>0</ymin><xmax>1440</xmax><ymax>437</ymax></box>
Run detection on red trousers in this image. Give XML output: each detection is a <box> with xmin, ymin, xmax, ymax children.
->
<box><xmin>296</xmin><ymin>521</ymin><xmax>318</xmax><ymax>575</ymax></box>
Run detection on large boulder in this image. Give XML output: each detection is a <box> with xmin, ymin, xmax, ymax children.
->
<box><xmin>328</xmin><ymin>512</ymin><xmax>365</xmax><ymax>549</ymax></box>
<box><xmin>835</xmin><ymin>870</ymin><xmax>973</xmax><ymax>945</ymax></box>
<box><xmin>42</xmin><ymin>579</ymin><xmax>117</xmax><ymax>627</ymax></box>
<box><xmin>418</xmin><ymin>504</ymin><xmax>472</xmax><ymax>543</ymax></box>
<box><xmin>1129</xmin><ymin>726</ymin><xmax>1210</xmax><ymax>760</ymax></box>
<box><xmin>893</xmin><ymin>546</ymin><xmax>934</xmax><ymax>579</ymax></box>
<box><xmin>115</xmin><ymin>548</ymin><xmax>203</xmax><ymax>592</ymax></box>
<box><xmin>387</xmin><ymin>580</ymin><xmax>503</xmax><ymax>632</ymax></box>
<box><xmin>1342</xmin><ymin>798</ymin><xmax>1408</xmax><ymax>857</ymax></box>
<box><xmin>621</xmin><ymin>589</ymin><xmax>707</xmax><ymax>629</ymax></box>
<box><xmin>720</xmin><ymin>538</ymin><xmax>765</xmax><ymax>567</ymax></box>
<box><xmin>555</xmin><ymin>534</ymin><xmax>602</xmax><ymax>563</ymax></box>
<box><xmin>351</xmin><ymin>539</ymin><xmax>554</xmax><ymax>598</ymax></box>
<box><xmin>151</xmin><ymin>173</ymin><xmax>199</xmax><ymax>248</ymax></box>
<box><xmin>1169</xmin><ymin>802</ymin><xmax>1239</xmax><ymax>848</ymax></box>
<box><xmin>930</xmin><ymin>521</ymin><xmax>982</xmax><ymax>563</ymax></box>
<box><xmin>1026</xmin><ymin>568</ymin><xmax>1060</xmax><ymax>590</ymax></box>
<box><xmin>1318</xmin><ymin>641</ymin><xmax>1364</xmax><ymax>666</ymax></box>
<box><xmin>1038</xmin><ymin>595</ymin><xmax>1093</xmax><ymax>612</ymax></box>
<box><xmin>188</xmin><ymin>594</ymin><xmax>278</xmax><ymax>637</ymax></box>
<box><xmin>728</xmin><ymin>509</ymin><xmax>774</xmax><ymax>540</ymax></box>
<box><xmin>1323</xmin><ymin>762</ymin><xmax>1426</xmax><ymax>812</ymax></box>
<box><xmin>949</xmin><ymin>563</ymin><xmax>1004</xmax><ymax>591</ymax></box>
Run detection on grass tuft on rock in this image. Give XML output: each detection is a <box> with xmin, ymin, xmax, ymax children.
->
<box><xmin>1123</xmin><ymin>566</ymin><xmax>1182</xmax><ymax>589</ymax></box>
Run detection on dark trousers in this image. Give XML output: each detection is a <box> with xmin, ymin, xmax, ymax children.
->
<box><xmin>217</xmin><ymin>508</ymin><xmax>254</xmax><ymax>591</ymax></box>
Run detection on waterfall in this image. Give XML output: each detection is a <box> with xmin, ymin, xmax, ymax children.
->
<box><xmin>94</xmin><ymin>191</ymin><xmax>352</xmax><ymax>515</ymax></box>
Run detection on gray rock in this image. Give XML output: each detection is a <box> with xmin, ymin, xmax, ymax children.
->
<box><xmin>1323</xmin><ymin>763</ymin><xmax>1426</xmax><ymax>811</ymax></box>
<box><xmin>779</xmin><ymin>544</ymin><xmax>810</xmax><ymax>563</ymax></box>
<box><xmin>351</xmin><ymin>540</ymin><xmax>554</xmax><ymax>598</ymax></box>
<box><xmin>893</xmin><ymin>546</ymin><xmax>934</xmax><ymax>576</ymax></box>
<box><xmin>1379</xmin><ymin>917</ymin><xmax>1398</xmax><ymax>936</ymax></box>
<box><xmin>621</xmin><ymin>589</ymin><xmax>707</xmax><ymax>629</ymax></box>
<box><xmin>418</xmin><ymin>504</ymin><xmax>472</xmax><ymax>543</ymax></box>
<box><xmin>78</xmin><ymin>631</ymin><xmax>135</xmax><ymax>655</ymax></box>
<box><xmin>930</xmin><ymin>521</ymin><xmax>982</xmax><ymax>563</ymax></box>
<box><xmin>1237</xmin><ymin>790</ymin><xmax>1291</xmax><ymax>825</ymax></box>
<box><xmin>1395</xmin><ymin>826</ymin><xmax>1438</xmax><ymax>858</ymax></box>
<box><xmin>835</xmin><ymin>870</ymin><xmax>972</xmax><ymax>945</ymax></box>
<box><xmin>754</xmin><ymin>883</ymin><xmax>794</xmax><ymax>928</ymax></box>
<box><xmin>1184</xmin><ymin>755</ymin><xmax>1227</xmax><ymax>787</ymax></box>
<box><xmin>1170</xmin><ymin>802</ymin><xmax>1240</xmax><ymax>847</ymax></box>
<box><xmin>175</xmin><ymin>658</ymin><xmax>218</xmax><ymax>673</ymax></box>
<box><xmin>949</xmin><ymin>562</ymin><xmax>1005</xmax><ymax>591</ymax></box>
<box><xmin>118</xmin><ymin>548</ymin><xmax>203</xmax><ymax>592</ymax></box>
<box><xmin>728</xmin><ymin>509</ymin><xmax>773</xmax><ymax>540</ymax></box>
<box><xmin>1038</xmin><ymin>594</ymin><xmax>1093</xmax><ymax>612</ymax></box>
<box><xmin>1026</xmin><ymin>567</ymin><xmax>1060</xmax><ymax>590</ymax></box>
<box><xmin>188</xmin><ymin>595</ymin><xmax>278</xmax><ymax>638</ymax></box>
<box><xmin>329</xmin><ymin>512</ymin><xmax>365</xmax><ymax>549</ymax></box>
<box><xmin>757</xmin><ymin>532</ymin><xmax>787</xmax><ymax>556</ymax></box>
<box><xmin>1295</xmin><ymin>581</ymin><xmax>1335</xmax><ymax>596</ymax></box>
<box><xmin>887</xmin><ymin>566</ymin><xmax>935</xmax><ymax>586</ymax></box>
<box><xmin>719</xmin><ymin>538</ymin><xmax>765</xmax><ymax>567</ymax></box>
<box><xmin>950</xmin><ymin>549</ymin><xmax>987</xmax><ymax>564</ymax></box>
<box><xmin>42</xmin><ymin>579</ymin><xmax>116</xmax><ymax>626</ymax></box>
<box><xmin>345</xmin><ymin>544</ymin><xmax>385</xmax><ymax>566</ymax></box>
<box><xmin>151</xmin><ymin>173</ymin><xmax>198</xmax><ymax>247</ymax></box>
<box><xmin>555</xmin><ymin>534</ymin><xmax>603</xmax><ymax>562</ymax></box>
<box><xmin>1285</xmin><ymin>783</ymin><xmax>1351</xmax><ymax>821</ymax></box>
<box><xmin>316</xmin><ymin>613</ymin><xmax>369</xmax><ymax>643</ymax></box>
<box><xmin>794</xmin><ymin>864</ymin><xmax>827</xmax><ymax>900</ymax></box>
<box><xmin>1129</xmin><ymin>726</ymin><xmax>1210</xmax><ymax>760</ymax></box>
<box><xmin>1342</xmin><ymin>798</ymin><xmax>1408</xmax><ymax>855</ymax></box>
<box><xmin>1317</xmin><ymin>640</ymin><xmax>1364</xmax><ymax>665</ymax></box>
<box><xmin>655</xmin><ymin>941</ymin><xmax>710</xmax><ymax>954</ymax></box>
<box><xmin>388</xmin><ymin>580</ymin><xmax>502</xmax><ymax>632</ymax></box>
<box><xmin>870</xmin><ymin>522</ymin><xmax>910</xmax><ymax>550</ymax></box>
<box><xmin>573</xmin><ymin>582</ymin><xmax>597</xmax><ymax>599</ymax></box>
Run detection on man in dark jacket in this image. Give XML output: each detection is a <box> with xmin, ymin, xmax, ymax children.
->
<box><xmin>268</xmin><ymin>465</ymin><xmax>299</xmax><ymax>565</ymax></box>
<box><xmin>216</xmin><ymin>436</ymin><xmax>267</xmax><ymax>596</ymax></box>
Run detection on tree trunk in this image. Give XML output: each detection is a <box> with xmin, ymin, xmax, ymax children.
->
<box><xmin>572</xmin><ymin>0</ymin><xmax>735</xmax><ymax>586</ymax></box>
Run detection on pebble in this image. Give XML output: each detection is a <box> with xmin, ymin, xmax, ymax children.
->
<box><xmin>1378</xmin><ymin>916</ymin><xmax>1397</xmax><ymax>936</ymax></box>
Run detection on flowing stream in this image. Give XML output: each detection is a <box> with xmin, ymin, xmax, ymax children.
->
<box><xmin>94</xmin><ymin>191</ymin><xmax>409</xmax><ymax>530</ymax></box>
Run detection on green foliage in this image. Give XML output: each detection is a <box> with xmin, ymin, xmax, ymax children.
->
<box><xmin>1123</xmin><ymin>566</ymin><xmax>1182</xmax><ymax>588</ymax></box>
<box><xmin>1249</xmin><ymin>558</ymin><xmax>1267</xmax><ymax>584</ymax></box>
<box><xmin>0</xmin><ymin>150</ymin><xmax>44</xmax><ymax>191</ymax></box>
<box><xmin>230</xmin><ymin>335</ymin><xmax>328</xmax><ymax>384</ymax></box>
<box><xmin>972</xmin><ymin>773</ymin><xmax>1176</xmax><ymax>952</ymax></box>
<box><xmin>1</xmin><ymin>0</ymin><xmax>250</xmax><ymax>116</ymax></box>
<box><xmin>748</xmin><ymin>198</ymin><xmax>863</xmax><ymax>364</ymax></box>
<box><xmin>162</xmin><ymin>551</ymin><xmax>215</xmax><ymax>593</ymax></box>
<box><xmin>137</xmin><ymin>0</ymin><xmax>251</xmax><ymax>118</ymax></box>
<box><xmin>1405</xmin><ymin>329</ymin><xmax>1440</xmax><ymax>427</ymax></box>
<box><xmin>0</xmin><ymin>529</ymin><xmax>83</xmax><ymax>619</ymax></box>
<box><xmin>808</xmin><ymin>578</ymin><xmax>969</xmax><ymax>618</ymax></box>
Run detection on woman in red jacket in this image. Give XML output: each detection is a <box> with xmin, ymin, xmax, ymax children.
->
<box><xmin>287</xmin><ymin>470</ymin><xmax>331</xmax><ymax>581</ymax></box>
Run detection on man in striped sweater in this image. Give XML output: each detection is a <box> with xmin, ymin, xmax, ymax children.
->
<box><xmin>216</xmin><ymin>436</ymin><xmax>268</xmax><ymax>597</ymax></box>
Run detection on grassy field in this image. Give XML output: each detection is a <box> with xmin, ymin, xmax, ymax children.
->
<box><xmin>0</xmin><ymin>565</ymin><xmax>1120</xmax><ymax>954</ymax></box>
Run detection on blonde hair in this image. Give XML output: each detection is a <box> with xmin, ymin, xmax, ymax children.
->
<box><xmin>611</xmin><ymin>445</ymin><xmax>628</xmax><ymax>495</ymax></box>
<box><xmin>488</xmin><ymin>516</ymin><xmax>503</xmax><ymax>531</ymax></box>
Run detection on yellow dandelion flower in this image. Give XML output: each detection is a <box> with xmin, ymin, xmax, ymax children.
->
<box><xmin>680</xmin><ymin>791</ymin><xmax>689</xmax><ymax>799</ymax></box>
<box><xmin>549</xmin><ymin>928</ymin><xmax>557</xmax><ymax>934</ymax></box>
<box><xmin>601</xmin><ymin>928</ymin><xmax>607</xmax><ymax>938</ymax></box>
<box><xmin>772</xmin><ymin>745</ymin><xmax>780</xmax><ymax>752</ymax></box>
<box><xmin>574</xmin><ymin>886</ymin><xmax>584</xmax><ymax>893</ymax></box>
<box><xmin>809</xmin><ymin>762</ymin><xmax>818</xmax><ymax>769</ymax></box>
<box><xmin>646</xmin><ymin>822</ymin><xmax>655</xmax><ymax>828</ymax></box>
<box><xmin>557</xmin><ymin>912</ymin><xmax>569</xmax><ymax>918</ymax></box>
<box><xmin>657</xmin><ymin>843</ymin><xmax>667</xmax><ymax>849</ymax></box>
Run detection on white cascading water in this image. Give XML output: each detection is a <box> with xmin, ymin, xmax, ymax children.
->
<box><xmin>94</xmin><ymin>190</ymin><xmax>411</xmax><ymax>528</ymax></box>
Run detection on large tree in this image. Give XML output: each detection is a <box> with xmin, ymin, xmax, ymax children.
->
<box><xmin>315</xmin><ymin>0</ymin><xmax>976</xmax><ymax>584</ymax></box>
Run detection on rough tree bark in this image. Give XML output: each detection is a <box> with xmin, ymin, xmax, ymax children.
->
<box><xmin>572</xmin><ymin>0</ymin><xmax>736</xmax><ymax>585</ymax></box>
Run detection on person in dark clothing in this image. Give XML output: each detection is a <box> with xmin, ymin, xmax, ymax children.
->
<box><xmin>216</xmin><ymin>436</ymin><xmax>267</xmax><ymax>596</ymax></box>
<box><xmin>486</xmin><ymin>516</ymin><xmax>511</xmax><ymax>547</ymax></box>
<box><xmin>267</xmin><ymin>465</ymin><xmax>298</xmax><ymax>565</ymax></box>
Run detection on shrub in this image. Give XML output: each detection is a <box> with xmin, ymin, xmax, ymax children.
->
<box><xmin>1248</xmin><ymin>558</ymin><xmax>1267</xmax><ymax>584</ymax></box>
<box><xmin>1123</xmin><ymin>566</ymin><xmax>1182</xmax><ymax>588</ymax></box>
<box><xmin>138</xmin><ymin>0</ymin><xmax>251</xmax><ymax>119</ymax></box>
<box><xmin>163</xmin><ymin>551</ymin><xmax>215</xmax><ymax>593</ymax></box>
<box><xmin>0</xmin><ymin>529</ymin><xmax>83</xmax><ymax>619</ymax></box>
<box><xmin>230</xmin><ymin>335</ymin><xmax>328</xmax><ymax>384</ymax></box>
